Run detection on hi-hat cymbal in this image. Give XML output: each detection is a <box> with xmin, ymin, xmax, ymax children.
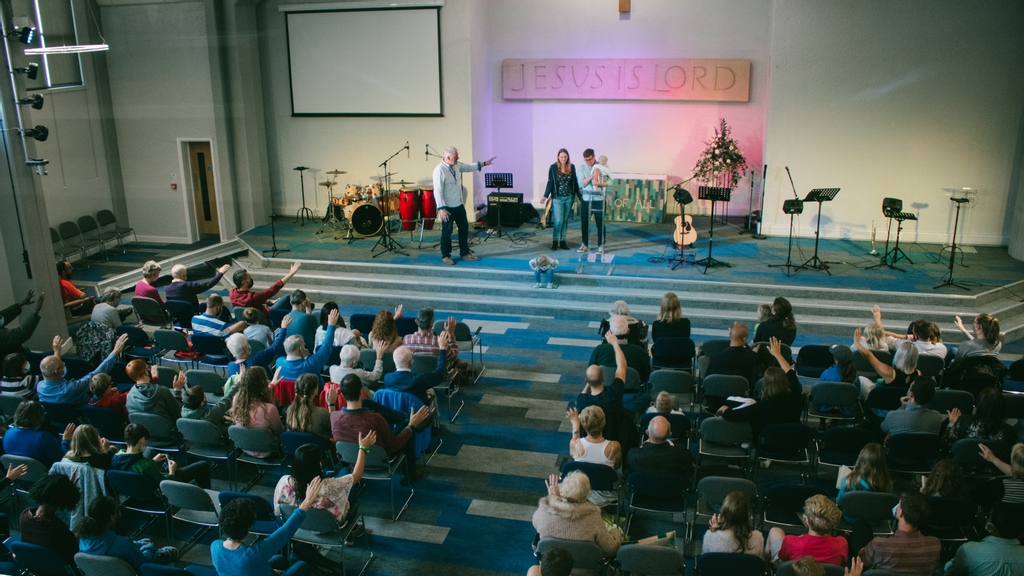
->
<box><xmin>326</xmin><ymin>170</ymin><xmax>347</xmax><ymax>175</ymax></box>
<box><xmin>319</xmin><ymin>181</ymin><xmax>337</xmax><ymax>187</ymax></box>
<box><xmin>391</xmin><ymin>180</ymin><xmax>416</xmax><ymax>187</ymax></box>
<box><xmin>370</xmin><ymin>172</ymin><xmax>398</xmax><ymax>182</ymax></box>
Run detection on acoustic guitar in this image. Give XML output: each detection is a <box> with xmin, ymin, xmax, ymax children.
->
<box><xmin>673</xmin><ymin>214</ymin><xmax>697</xmax><ymax>247</ymax></box>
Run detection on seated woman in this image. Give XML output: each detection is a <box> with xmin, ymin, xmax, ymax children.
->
<box><xmin>646</xmin><ymin>391</ymin><xmax>685</xmax><ymax>415</ymax></box>
<box><xmin>566</xmin><ymin>406</ymin><xmax>621</xmax><ymax>506</ymax></box>
<box><xmin>952</xmin><ymin>313</ymin><xmax>1002</xmax><ymax>362</ymax></box>
<box><xmin>942</xmin><ymin>387</ymin><xmax>1016</xmax><ymax>454</ymax></box>
<box><xmin>285</xmin><ymin>374</ymin><xmax>332</xmax><ymax>441</ymax></box>
<box><xmin>213</xmin><ymin>477</ymin><xmax>323</xmax><ymax>576</ymax></box>
<box><xmin>3</xmin><ymin>400</ymin><xmax>70</xmax><ymax>468</ymax></box>
<box><xmin>532</xmin><ymin>471</ymin><xmax>622</xmax><ymax>557</ymax></box>
<box><xmin>837</xmin><ymin>442</ymin><xmax>892</xmax><ymax>505</ymax></box>
<box><xmin>716</xmin><ymin>337</ymin><xmax>803</xmax><ymax>436</ymax></box>
<box><xmin>752</xmin><ymin>297</ymin><xmax>797</xmax><ymax>346</ymax></box>
<box><xmin>20</xmin><ymin>473</ymin><xmax>81</xmax><ymax>566</ymax></box>
<box><xmin>853</xmin><ymin>322</ymin><xmax>888</xmax><ymax>353</ymax></box>
<box><xmin>920</xmin><ymin>459</ymin><xmax>968</xmax><ymax>499</ymax></box>
<box><xmin>62</xmin><ymin>423</ymin><xmax>118</xmax><ymax>470</ymax></box>
<box><xmin>76</xmin><ymin>495</ymin><xmax>177</xmax><ymax>571</ymax></box>
<box><xmin>314</xmin><ymin>301</ymin><xmax>360</xmax><ymax>351</ymax></box>
<box><xmin>701</xmin><ymin>491</ymin><xmax>764</xmax><ymax>556</ymax></box>
<box><xmin>597</xmin><ymin>300</ymin><xmax>647</xmax><ymax>347</ymax></box>
<box><xmin>872</xmin><ymin>306</ymin><xmax>947</xmax><ymax>358</ymax></box>
<box><xmin>274</xmin><ymin>432</ymin><xmax>374</xmax><ymax>527</ymax></box>
<box><xmin>856</xmin><ymin>331</ymin><xmax>919</xmax><ymax>401</ymax></box>
<box><xmin>978</xmin><ymin>442</ymin><xmax>1024</xmax><ymax>504</ymax></box>
<box><xmin>232</xmin><ymin>366</ymin><xmax>284</xmax><ymax>457</ymax></box>
<box><xmin>1</xmin><ymin>352</ymin><xmax>39</xmax><ymax>399</ymax></box>
<box><xmin>812</xmin><ymin>345</ymin><xmax>860</xmax><ymax>417</ymax></box>
<box><xmin>651</xmin><ymin>292</ymin><xmax>690</xmax><ymax>342</ymax></box>
<box><xmin>368</xmin><ymin>307</ymin><xmax>404</xmax><ymax>353</ymax></box>
<box><xmin>766</xmin><ymin>494</ymin><xmax>848</xmax><ymax>565</ymax></box>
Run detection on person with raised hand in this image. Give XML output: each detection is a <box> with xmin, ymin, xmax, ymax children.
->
<box><xmin>38</xmin><ymin>333</ymin><xmax>128</xmax><ymax>406</ymax></box>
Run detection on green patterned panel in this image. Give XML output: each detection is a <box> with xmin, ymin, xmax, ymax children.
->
<box><xmin>607</xmin><ymin>177</ymin><xmax>666</xmax><ymax>223</ymax></box>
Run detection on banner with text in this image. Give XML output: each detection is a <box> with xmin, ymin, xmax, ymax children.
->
<box><xmin>502</xmin><ymin>58</ymin><xmax>750</xmax><ymax>102</ymax></box>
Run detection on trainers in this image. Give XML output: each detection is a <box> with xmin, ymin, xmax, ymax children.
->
<box><xmin>547</xmin><ymin>283</ymin><xmax>556</xmax><ymax>289</ymax></box>
<box><xmin>577</xmin><ymin>244</ymin><xmax>588</xmax><ymax>253</ymax></box>
<box><xmin>551</xmin><ymin>241</ymin><xmax>558</xmax><ymax>250</ymax></box>
<box><xmin>559</xmin><ymin>241</ymin><xmax>569</xmax><ymax>250</ymax></box>
<box><xmin>596</xmin><ymin>245</ymin><xmax>605</xmax><ymax>255</ymax></box>
<box><xmin>461</xmin><ymin>253</ymin><xmax>480</xmax><ymax>261</ymax></box>
<box><xmin>442</xmin><ymin>257</ymin><xmax>455</xmax><ymax>266</ymax></box>
<box><xmin>534</xmin><ymin>282</ymin><xmax>542</xmax><ymax>288</ymax></box>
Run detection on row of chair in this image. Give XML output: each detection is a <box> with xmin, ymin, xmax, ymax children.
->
<box><xmin>51</xmin><ymin>209</ymin><xmax>136</xmax><ymax>265</ymax></box>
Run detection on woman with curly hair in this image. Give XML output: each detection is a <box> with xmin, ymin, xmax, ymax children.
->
<box><xmin>767</xmin><ymin>494</ymin><xmax>848</xmax><ymax>565</ymax></box>
<box><xmin>532</xmin><ymin>471</ymin><xmax>622</xmax><ymax>557</ymax></box>
<box><xmin>76</xmin><ymin>495</ymin><xmax>178</xmax><ymax>571</ymax></box>
<box><xmin>232</xmin><ymin>366</ymin><xmax>283</xmax><ymax>457</ymax></box>
<box><xmin>285</xmin><ymin>374</ymin><xmax>332</xmax><ymax>441</ymax></box>
<box><xmin>20</xmin><ymin>473</ymin><xmax>82</xmax><ymax>565</ymax></box>
<box><xmin>752</xmin><ymin>296</ymin><xmax>797</xmax><ymax>345</ymax></box>
<box><xmin>702</xmin><ymin>491</ymin><xmax>763</xmax><ymax>556</ymax></box>
<box><xmin>369</xmin><ymin>306</ymin><xmax>404</xmax><ymax>353</ymax></box>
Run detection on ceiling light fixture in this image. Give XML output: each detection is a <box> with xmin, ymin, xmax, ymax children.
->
<box><xmin>22</xmin><ymin>125</ymin><xmax>48</xmax><ymax>142</ymax></box>
<box><xmin>17</xmin><ymin>94</ymin><xmax>43</xmax><ymax>110</ymax></box>
<box><xmin>11</xmin><ymin>62</ymin><xmax>39</xmax><ymax>80</ymax></box>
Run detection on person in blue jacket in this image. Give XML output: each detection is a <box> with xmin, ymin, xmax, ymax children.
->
<box><xmin>75</xmin><ymin>496</ymin><xmax>177</xmax><ymax>572</ymax></box>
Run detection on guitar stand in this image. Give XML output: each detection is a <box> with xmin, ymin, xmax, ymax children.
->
<box><xmin>668</xmin><ymin>199</ymin><xmax>694</xmax><ymax>270</ymax></box>
<box><xmin>795</xmin><ymin>188</ymin><xmax>840</xmax><ymax>275</ymax></box>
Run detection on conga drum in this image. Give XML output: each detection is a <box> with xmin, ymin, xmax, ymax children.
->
<box><xmin>398</xmin><ymin>187</ymin><xmax>421</xmax><ymax>231</ymax></box>
<box><xmin>420</xmin><ymin>185</ymin><xmax>437</xmax><ymax>229</ymax></box>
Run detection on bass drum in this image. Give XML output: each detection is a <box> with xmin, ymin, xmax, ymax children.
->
<box><xmin>343</xmin><ymin>202</ymin><xmax>383</xmax><ymax>236</ymax></box>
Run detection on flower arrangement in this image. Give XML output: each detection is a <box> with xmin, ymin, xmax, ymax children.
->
<box><xmin>692</xmin><ymin>118</ymin><xmax>747</xmax><ymax>187</ymax></box>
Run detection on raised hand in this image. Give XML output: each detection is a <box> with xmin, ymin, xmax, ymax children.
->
<box><xmin>565</xmin><ymin>407</ymin><xmax>580</xmax><ymax>427</ymax></box>
<box><xmin>979</xmin><ymin>443</ymin><xmax>996</xmax><ymax>462</ymax></box>
<box><xmin>358</xmin><ymin>430</ymin><xmax>377</xmax><ymax>449</ymax></box>
<box><xmin>947</xmin><ymin>407</ymin><xmax>961</xmax><ymax>425</ymax></box>
<box><xmin>19</xmin><ymin>290</ymin><xmax>35</xmax><ymax>307</ymax></box>
<box><xmin>845</xmin><ymin>557</ymin><xmax>864</xmax><ymax>576</ymax></box>
<box><xmin>5</xmin><ymin>463</ymin><xmax>27</xmax><ymax>481</ymax></box>
<box><xmin>33</xmin><ymin>293</ymin><xmax>45</xmax><ymax>314</ymax></box>
<box><xmin>172</xmin><ymin>371</ymin><xmax>187</xmax><ymax>391</ymax></box>
<box><xmin>374</xmin><ymin>338</ymin><xmax>386</xmax><ymax>359</ymax></box>
<box><xmin>218</xmin><ymin>264</ymin><xmax>231</xmax><ymax>274</ymax></box>
<box><xmin>853</xmin><ymin>328</ymin><xmax>863</xmax><ymax>346</ymax></box>
<box><xmin>51</xmin><ymin>335</ymin><xmax>63</xmax><ymax>355</ymax></box>
<box><xmin>545</xmin><ymin>473</ymin><xmax>560</xmax><ymax>497</ymax></box>
<box><xmin>269</xmin><ymin>366</ymin><xmax>283</xmax><ymax>388</ymax></box>
<box><xmin>954</xmin><ymin>315</ymin><xmax>966</xmax><ymax>332</ymax></box>
<box><xmin>325</xmin><ymin>384</ymin><xmax>339</xmax><ymax>408</ymax></box>
<box><xmin>768</xmin><ymin>336</ymin><xmax>782</xmax><ymax>358</ymax></box>
<box><xmin>112</xmin><ymin>333</ymin><xmax>130</xmax><ymax>356</ymax></box>
<box><xmin>394</xmin><ymin>304</ymin><xmax>404</xmax><ymax>320</ymax></box>
<box><xmin>63</xmin><ymin>423</ymin><xmax>76</xmax><ymax>441</ymax></box>
<box><xmin>328</xmin><ymin>309</ymin><xmax>340</xmax><ymax>327</ymax></box>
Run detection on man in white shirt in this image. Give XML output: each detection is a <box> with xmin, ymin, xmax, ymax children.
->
<box><xmin>431</xmin><ymin>146</ymin><xmax>496</xmax><ymax>266</ymax></box>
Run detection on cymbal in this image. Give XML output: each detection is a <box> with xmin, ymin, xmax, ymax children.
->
<box><xmin>325</xmin><ymin>170</ymin><xmax>347</xmax><ymax>175</ymax></box>
<box><xmin>391</xmin><ymin>180</ymin><xmax>416</xmax><ymax>187</ymax></box>
<box><xmin>319</xmin><ymin>181</ymin><xmax>337</xmax><ymax>187</ymax></box>
<box><xmin>370</xmin><ymin>172</ymin><xmax>398</xmax><ymax>182</ymax></box>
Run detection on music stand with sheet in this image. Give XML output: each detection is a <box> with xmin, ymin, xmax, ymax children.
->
<box><xmin>796</xmin><ymin>187</ymin><xmax>840</xmax><ymax>275</ymax></box>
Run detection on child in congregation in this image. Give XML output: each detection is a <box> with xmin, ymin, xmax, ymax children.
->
<box><xmin>87</xmin><ymin>373</ymin><xmax>129</xmax><ymax>421</ymax></box>
<box><xmin>529</xmin><ymin>254</ymin><xmax>559</xmax><ymax>289</ymax></box>
<box><xmin>754</xmin><ymin>303</ymin><xmax>771</xmax><ymax>337</ymax></box>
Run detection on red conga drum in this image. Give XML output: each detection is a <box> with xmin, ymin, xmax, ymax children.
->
<box><xmin>420</xmin><ymin>185</ymin><xmax>437</xmax><ymax>230</ymax></box>
<box><xmin>399</xmin><ymin>187</ymin><xmax>421</xmax><ymax>231</ymax></box>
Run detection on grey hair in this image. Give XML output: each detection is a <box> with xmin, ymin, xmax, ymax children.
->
<box><xmin>393</xmin><ymin>346</ymin><xmax>413</xmax><ymax>370</ymax></box>
<box><xmin>340</xmin><ymin>344</ymin><xmax>360</xmax><ymax>368</ymax></box>
<box><xmin>170</xmin><ymin>264</ymin><xmax>187</xmax><ymax>280</ymax></box>
<box><xmin>892</xmin><ymin>340</ymin><xmax>919</xmax><ymax>374</ymax></box>
<box><xmin>558</xmin><ymin>471</ymin><xmax>591</xmax><ymax>503</ymax></box>
<box><xmin>226</xmin><ymin>333</ymin><xmax>250</xmax><ymax>359</ymax></box>
<box><xmin>101</xmin><ymin>287</ymin><xmax>121</xmax><ymax>305</ymax></box>
<box><xmin>609</xmin><ymin>315</ymin><xmax>629</xmax><ymax>336</ymax></box>
<box><xmin>284</xmin><ymin>335</ymin><xmax>305</xmax><ymax>356</ymax></box>
<box><xmin>444</xmin><ymin>146</ymin><xmax>458</xmax><ymax>160</ymax></box>
<box><xmin>141</xmin><ymin>260</ymin><xmax>161</xmax><ymax>278</ymax></box>
<box><xmin>609</xmin><ymin>300</ymin><xmax>630</xmax><ymax>316</ymax></box>
<box><xmin>40</xmin><ymin>356</ymin><xmax>61</xmax><ymax>378</ymax></box>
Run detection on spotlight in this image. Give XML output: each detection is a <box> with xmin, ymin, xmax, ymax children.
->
<box><xmin>22</xmin><ymin>125</ymin><xmax>48</xmax><ymax>142</ymax></box>
<box><xmin>673</xmin><ymin>187</ymin><xmax>693</xmax><ymax>205</ymax></box>
<box><xmin>12</xmin><ymin>63</ymin><xmax>39</xmax><ymax>80</ymax></box>
<box><xmin>8</xmin><ymin>17</ymin><xmax>36</xmax><ymax>45</ymax></box>
<box><xmin>18</xmin><ymin>94</ymin><xmax>43</xmax><ymax>110</ymax></box>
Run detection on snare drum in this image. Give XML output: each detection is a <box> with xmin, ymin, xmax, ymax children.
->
<box><xmin>420</xmin><ymin>185</ymin><xmax>437</xmax><ymax>230</ymax></box>
<box><xmin>399</xmin><ymin>187</ymin><xmax>421</xmax><ymax>231</ymax></box>
<box><xmin>345</xmin><ymin>184</ymin><xmax>363</xmax><ymax>199</ymax></box>
<box><xmin>343</xmin><ymin>202</ymin><xmax>383</xmax><ymax>236</ymax></box>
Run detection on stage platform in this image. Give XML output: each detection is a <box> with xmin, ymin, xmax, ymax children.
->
<box><xmin>236</xmin><ymin>214</ymin><xmax>1024</xmax><ymax>346</ymax></box>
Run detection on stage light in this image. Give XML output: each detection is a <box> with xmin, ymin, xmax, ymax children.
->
<box><xmin>22</xmin><ymin>125</ymin><xmax>48</xmax><ymax>142</ymax></box>
<box><xmin>18</xmin><ymin>94</ymin><xmax>43</xmax><ymax>110</ymax></box>
<box><xmin>882</xmin><ymin>197</ymin><xmax>902</xmax><ymax>217</ymax></box>
<box><xmin>8</xmin><ymin>17</ymin><xmax>36</xmax><ymax>45</ymax></box>
<box><xmin>673</xmin><ymin>188</ymin><xmax>693</xmax><ymax>205</ymax></box>
<box><xmin>12</xmin><ymin>62</ymin><xmax>39</xmax><ymax>80</ymax></box>
<box><xmin>783</xmin><ymin>199</ymin><xmax>804</xmax><ymax>214</ymax></box>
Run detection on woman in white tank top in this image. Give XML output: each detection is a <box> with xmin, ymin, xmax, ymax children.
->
<box><xmin>567</xmin><ymin>406</ymin><xmax>622</xmax><ymax>506</ymax></box>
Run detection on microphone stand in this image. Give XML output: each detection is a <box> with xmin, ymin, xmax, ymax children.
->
<box><xmin>371</xmin><ymin>144</ymin><xmax>409</xmax><ymax>257</ymax></box>
<box><xmin>262</xmin><ymin>212</ymin><xmax>289</xmax><ymax>257</ymax></box>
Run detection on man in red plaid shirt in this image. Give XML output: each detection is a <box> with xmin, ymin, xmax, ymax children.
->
<box><xmin>402</xmin><ymin>308</ymin><xmax>467</xmax><ymax>381</ymax></box>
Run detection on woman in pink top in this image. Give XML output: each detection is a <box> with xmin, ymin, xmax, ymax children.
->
<box><xmin>133</xmin><ymin>261</ymin><xmax>164</xmax><ymax>306</ymax></box>
<box><xmin>232</xmin><ymin>366</ymin><xmax>284</xmax><ymax>457</ymax></box>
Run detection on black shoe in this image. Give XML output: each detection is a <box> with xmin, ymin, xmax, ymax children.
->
<box><xmin>400</xmin><ymin>468</ymin><xmax>423</xmax><ymax>486</ymax></box>
<box><xmin>559</xmin><ymin>241</ymin><xmax>569</xmax><ymax>250</ymax></box>
<box><xmin>551</xmin><ymin>241</ymin><xmax>558</xmax><ymax>250</ymax></box>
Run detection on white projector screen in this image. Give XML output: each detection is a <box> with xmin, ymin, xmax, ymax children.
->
<box><xmin>286</xmin><ymin>8</ymin><xmax>442</xmax><ymax>116</ymax></box>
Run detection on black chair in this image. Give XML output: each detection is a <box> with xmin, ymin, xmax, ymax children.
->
<box><xmin>917</xmin><ymin>355</ymin><xmax>945</xmax><ymax>380</ymax></box>
<box><xmin>81</xmin><ymin>405</ymin><xmax>127</xmax><ymax>446</ymax></box>
<box><xmin>648</xmin><ymin>369</ymin><xmax>697</xmax><ymax>415</ymax></box>
<box><xmin>928</xmin><ymin>389</ymin><xmax>974</xmax><ymax>415</ymax></box>
<box><xmin>107</xmin><ymin>469</ymin><xmax>173</xmax><ymax>536</ymax></box>
<box><xmin>9</xmin><ymin>540</ymin><xmax>81</xmax><ymax>576</ymax></box>
<box><xmin>395</xmin><ymin>316</ymin><xmax>417</xmax><ymax>337</ymax></box>
<box><xmin>762</xmin><ymin>483</ymin><xmax>829</xmax><ymax>531</ymax></box>
<box><xmin>191</xmin><ymin>333</ymin><xmax>231</xmax><ymax>372</ymax></box>
<box><xmin>1003</xmin><ymin>392</ymin><xmax>1024</xmax><ymax>420</ymax></box>
<box><xmin>865</xmin><ymin>385</ymin><xmax>908</xmax><ymax>418</ymax></box>
<box><xmin>885</xmin><ymin>433</ymin><xmax>940</xmax><ymax>476</ymax></box>
<box><xmin>806</xmin><ymin>381</ymin><xmax>861</xmax><ymax>425</ymax></box>
<box><xmin>951</xmin><ymin>438</ymin><xmax>1010</xmax><ymax>477</ymax></box>
<box><xmin>796</xmin><ymin>344</ymin><xmax>835</xmax><ymax>378</ymax></box>
<box><xmin>164</xmin><ymin>300</ymin><xmax>197</xmax><ymax>332</ymax></box>
<box><xmin>921</xmin><ymin>496</ymin><xmax>978</xmax><ymax>543</ymax></box>
<box><xmin>41</xmin><ymin>401</ymin><xmax>82</xmax><ymax>430</ymax></box>
<box><xmin>624</xmin><ymin>471</ymin><xmax>687</xmax><ymax>535</ymax></box>
<box><xmin>96</xmin><ymin>209</ymin><xmax>137</xmax><ymax>247</ymax></box>
<box><xmin>349</xmin><ymin>313</ymin><xmax>376</xmax><ymax>336</ymax></box>
<box><xmin>650</xmin><ymin>337</ymin><xmax>696</xmax><ymax>372</ymax></box>
<box><xmin>78</xmin><ymin>214</ymin><xmax>119</xmax><ymax>254</ymax></box>
<box><xmin>58</xmin><ymin>219</ymin><xmax>103</xmax><ymax>262</ymax></box>
<box><xmin>817</xmin><ymin>426</ymin><xmax>875</xmax><ymax>473</ymax></box>
<box><xmin>616</xmin><ymin>544</ymin><xmax>686</xmax><ymax>576</ymax></box>
<box><xmin>756</xmin><ymin>423</ymin><xmax>815</xmax><ymax>481</ymax></box>
<box><xmin>694</xmin><ymin>552</ymin><xmax>766</xmax><ymax>576</ymax></box>
<box><xmin>835</xmin><ymin>491</ymin><xmax>899</xmax><ymax>535</ymax></box>
<box><xmin>62</xmin><ymin>357</ymin><xmax>93</xmax><ymax>379</ymax></box>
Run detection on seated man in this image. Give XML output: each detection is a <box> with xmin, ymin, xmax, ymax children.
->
<box><xmin>37</xmin><ymin>333</ymin><xmax>128</xmax><ymax>406</ymax></box>
<box><xmin>181</xmin><ymin>385</ymin><xmax>235</xmax><ymax>435</ymax></box>
<box><xmin>403</xmin><ymin>310</ymin><xmax>468</xmax><ymax>382</ymax></box>
<box><xmin>384</xmin><ymin>335</ymin><xmax>450</xmax><ymax>406</ymax></box>
<box><xmin>56</xmin><ymin>260</ymin><xmax>95</xmax><ymax>316</ymax></box>
<box><xmin>576</xmin><ymin>331</ymin><xmax>626</xmax><ymax>417</ymax></box>
<box><xmin>165</xmin><ymin>263</ymin><xmax>231</xmax><ymax>309</ymax></box>
<box><xmin>229</xmin><ymin>261</ymin><xmax>301</xmax><ymax>316</ymax></box>
<box><xmin>0</xmin><ymin>290</ymin><xmax>44</xmax><ymax>361</ymax></box>
<box><xmin>243</xmin><ymin>307</ymin><xmax>274</xmax><ymax>348</ymax></box>
<box><xmin>274</xmin><ymin>309</ymin><xmax>338</xmax><ymax>382</ymax></box>
<box><xmin>705</xmin><ymin>321</ymin><xmax>761</xmax><ymax>387</ymax></box>
<box><xmin>125</xmin><ymin>359</ymin><xmax>185</xmax><ymax>429</ymax></box>
<box><xmin>191</xmin><ymin>294</ymin><xmax>248</xmax><ymax>337</ymax></box>
<box><xmin>857</xmin><ymin>491</ymin><xmax>940</xmax><ymax>575</ymax></box>
<box><xmin>330</xmin><ymin>342</ymin><xmax>386</xmax><ymax>390</ymax></box>
<box><xmin>90</xmin><ymin>287</ymin><xmax>135</xmax><ymax>331</ymax></box>
<box><xmin>589</xmin><ymin>315</ymin><xmax>650</xmax><ymax>384</ymax></box>
<box><xmin>284</xmin><ymin>290</ymin><xmax>319</xmax><ymax>352</ymax></box>
<box><xmin>945</xmin><ymin>503</ymin><xmax>1024</xmax><ymax>576</ymax></box>
<box><xmin>627</xmin><ymin>415</ymin><xmax>693</xmax><ymax>480</ymax></box>
<box><xmin>881</xmin><ymin>379</ymin><xmax>944</xmax><ymax>437</ymax></box>
<box><xmin>112</xmin><ymin>423</ymin><xmax>211</xmax><ymax>488</ymax></box>
<box><xmin>331</xmin><ymin>374</ymin><xmax>431</xmax><ymax>485</ymax></box>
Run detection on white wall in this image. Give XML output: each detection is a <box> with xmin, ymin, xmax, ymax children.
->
<box><xmin>475</xmin><ymin>0</ymin><xmax>772</xmax><ymax>215</ymax></box>
<box><xmin>103</xmin><ymin>1</ymin><xmax>216</xmax><ymax>243</ymax></box>
<box><xmin>257</xmin><ymin>1</ymin><xmax>476</xmax><ymax>217</ymax></box>
<box><xmin>762</xmin><ymin>0</ymin><xmax>1024</xmax><ymax>245</ymax></box>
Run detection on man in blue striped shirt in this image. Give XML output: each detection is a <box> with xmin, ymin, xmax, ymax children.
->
<box><xmin>191</xmin><ymin>294</ymin><xmax>248</xmax><ymax>337</ymax></box>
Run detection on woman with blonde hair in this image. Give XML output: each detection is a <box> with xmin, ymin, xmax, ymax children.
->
<box><xmin>566</xmin><ymin>406</ymin><xmax>621</xmax><ymax>506</ymax></box>
<box><xmin>532</xmin><ymin>471</ymin><xmax>622</xmax><ymax>556</ymax></box>
<box><xmin>953</xmin><ymin>313</ymin><xmax>1002</xmax><ymax>362</ymax></box>
<box><xmin>702</xmin><ymin>491</ymin><xmax>763</xmax><ymax>556</ymax></box>
<box><xmin>652</xmin><ymin>292</ymin><xmax>691</xmax><ymax>341</ymax></box>
<box><xmin>979</xmin><ymin>442</ymin><xmax>1024</xmax><ymax>504</ymax></box>
<box><xmin>542</xmin><ymin>148</ymin><xmax>580</xmax><ymax>250</ymax></box>
<box><xmin>232</xmin><ymin>366</ymin><xmax>284</xmax><ymax>457</ymax></box>
<box><xmin>767</xmin><ymin>494</ymin><xmax>848</xmax><ymax>565</ymax></box>
<box><xmin>63</xmin><ymin>423</ymin><xmax>117</xmax><ymax>469</ymax></box>
<box><xmin>854</xmin><ymin>323</ymin><xmax>888</xmax><ymax>352</ymax></box>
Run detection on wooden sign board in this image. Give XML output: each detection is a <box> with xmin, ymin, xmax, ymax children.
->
<box><xmin>502</xmin><ymin>58</ymin><xmax>750</xmax><ymax>102</ymax></box>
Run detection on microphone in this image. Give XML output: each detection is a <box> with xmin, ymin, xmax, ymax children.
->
<box><xmin>406</xmin><ymin>141</ymin><xmax>410</xmax><ymax>159</ymax></box>
<box><xmin>784</xmin><ymin>166</ymin><xmax>799</xmax><ymax>199</ymax></box>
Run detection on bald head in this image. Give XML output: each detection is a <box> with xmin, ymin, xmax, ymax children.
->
<box><xmin>647</xmin><ymin>416</ymin><xmax>670</xmax><ymax>443</ymax></box>
<box><xmin>609</xmin><ymin>315</ymin><xmax>629</xmax><ymax>337</ymax></box>
<box><xmin>171</xmin><ymin>264</ymin><xmax>187</xmax><ymax>280</ymax></box>
<box><xmin>393</xmin><ymin>345</ymin><xmax>413</xmax><ymax>370</ymax></box>
<box><xmin>585</xmin><ymin>365</ymin><xmax>605</xmax><ymax>389</ymax></box>
<box><xmin>40</xmin><ymin>355</ymin><xmax>63</xmax><ymax>380</ymax></box>
<box><xmin>730</xmin><ymin>322</ymin><xmax>749</xmax><ymax>345</ymax></box>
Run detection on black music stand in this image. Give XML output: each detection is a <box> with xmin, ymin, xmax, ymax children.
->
<box><xmin>934</xmin><ymin>196</ymin><xmax>970</xmax><ymax>290</ymax></box>
<box><xmin>795</xmin><ymin>187</ymin><xmax>840</xmax><ymax>275</ymax></box>
<box><xmin>481</xmin><ymin>172</ymin><xmax>515</xmax><ymax>242</ymax></box>
<box><xmin>694</xmin><ymin>186</ymin><xmax>733</xmax><ymax>274</ymax></box>
<box><xmin>768</xmin><ymin>199</ymin><xmax>804</xmax><ymax>277</ymax></box>
<box><xmin>867</xmin><ymin>206</ymin><xmax>915</xmax><ymax>272</ymax></box>
<box><xmin>293</xmin><ymin>166</ymin><xmax>314</xmax><ymax>225</ymax></box>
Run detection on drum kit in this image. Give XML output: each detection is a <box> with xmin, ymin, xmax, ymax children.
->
<box><xmin>315</xmin><ymin>169</ymin><xmax>438</xmax><ymax>247</ymax></box>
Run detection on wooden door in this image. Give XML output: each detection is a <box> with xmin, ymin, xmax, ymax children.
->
<box><xmin>188</xmin><ymin>142</ymin><xmax>219</xmax><ymax>238</ymax></box>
